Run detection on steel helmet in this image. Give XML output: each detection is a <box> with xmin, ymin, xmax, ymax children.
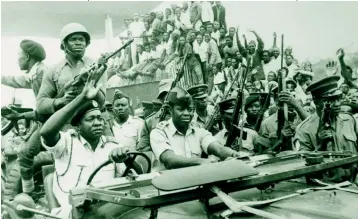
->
<box><xmin>60</xmin><ymin>23</ymin><xmax>91</xmax><ymax>50</ymax></box>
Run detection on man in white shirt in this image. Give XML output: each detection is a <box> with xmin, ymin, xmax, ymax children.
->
<box><xmin>111</xmin><ymin>91</ymin><xmax>144</xmax><ymax>151</ymax></box>
<box><xmin>201</xmin><ymin>1</ymin><xmax>214</xmax><ymax>25</ymax></box>
<box><xmin>211</xmin><ymin>21</ymin><xmax>220</xmax><ymax>43</ymax></box>
<box><xmin>174</xmin><ymin>7</ymin><xmax>193</xmax><ymax>32</ymax></box>
<box><xmin>40</xmin><ymin>79</ymin><xmax>142</xmax><ymax>218</ymax></box>
<box><xmin>129</xmin><ymin>13</ymin><xmax>145</xmax><ymax>65</ymax></box>
<box><xmin>285</xmin><ymin>54</ymin><xmax>299</xmax><ymax>79</ymax></box>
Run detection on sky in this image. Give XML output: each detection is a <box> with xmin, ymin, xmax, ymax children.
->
<box><xmin>2</xmin><ymin>1</ymin><xmax>358</xmax><ymax>108</ymax></box>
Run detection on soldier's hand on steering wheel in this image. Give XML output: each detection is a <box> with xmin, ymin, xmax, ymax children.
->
<box><xmin>109</xmin><ymin>147</ymin><xmax>129</xmax><ymax>163</ymax></box>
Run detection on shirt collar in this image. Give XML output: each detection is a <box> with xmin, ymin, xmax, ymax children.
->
<box><xmin>168</xmin><ymin>119</ymin><xmax>194</xmax><ymax>137</ymax></box>
<box><xmin>59</xmin><ymin>56</ymin><xmax>90</xmax><ymax>69</ymax></box>
<box><xmin>79</xmin><ymin>135</ymin><xmax>105</xmax><ymax>149</ymax></box>
<box><xmin>115</xmin><ymin>115</ymin><xmax>134</xmax><ymax>127</ymax></box>
<box><xmin>27</xmin><ymin>62</ymin><xmax>40</xmax><ymax>78</ymax></box>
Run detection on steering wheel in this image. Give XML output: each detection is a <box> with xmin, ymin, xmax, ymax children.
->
<box><xmin>86</xmin><ymin>152</ymin><xmax>151</xmax><ymax>185</ymax></box>
<box><xmin>1</xmin><ymin>120</ymin><xmax>14</xmax><ymax>136</ymax></box>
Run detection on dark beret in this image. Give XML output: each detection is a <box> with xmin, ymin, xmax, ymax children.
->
<box><xmin>218</xmin><ymin>98</ymin><xmax>236</xmax><ymax>113</ymax></box>
<box><xmin>245</xmin><ymin>93</ymin><xmax>268</xmax><ymax>111</ymax></box>
<box><xmin>71</xmin><ymin>101</ymin><xmax>101</xmax><ymax>126</ymax></box>
<box><xmin>113</xmin><ymin>89</ymin><xmax>129</xmax><ymax>103</ymax></box>
<box><xmin>20</xmin><ymin>40</ymin><xmax>46</xmax><ymax>61</ymax></box>
<box><xmin>167</xmin><ymin>87</ymin><xmax>192</xmax><ymax>107</ymax></box>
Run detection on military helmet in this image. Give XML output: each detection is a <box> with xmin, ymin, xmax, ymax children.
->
<box><xmin>60</xmin><ymin>23</ymin><xmax>91</xmax><ymax>50</ymax></box>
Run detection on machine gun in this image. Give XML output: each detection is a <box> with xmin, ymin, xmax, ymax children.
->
<box><xmin>204</xmin><ymin>69</ymin><xmax>241</xmax><ymax>131</ymax></box>
<box><xmin>63</xmin><ymin>39</ymin><xmax>134</xmax><ymax>93</ymax></box>
<box><xmin>1</xmin><ymin>105</ymin><xmax>34</xmax><ymax>136</ymax></box>
<box><xmin>158</xmin><ymin>51</ymin><xmax>188</xmax><ymax>122</ymax></box>
<box><xmin>225</xmin><ymin>64</ymin><xmax>249</xmax><ymax>148</ymax></box>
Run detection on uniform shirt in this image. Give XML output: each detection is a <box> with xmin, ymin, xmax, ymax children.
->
<box><xmin>112</xmin><ymin>115</ymin><xmax>144</xmax><ymax>151</ymax></box>
<box><xmin>214</xmin><ymin>125</ymin><xmax>257</xmax><ymax>153</ymax></box>
<box><xmin>150</xmin><ymin>119</ymin><xmax>217</xmax><ymax>171</ymax></box>
<box><xmin>1</xmin><ymin>61</ymin><xmax>47</xmax><ymax>97</ymax></box>
<box><xmin>36</xmin><ymin>57</ymin><xmax>107</xmax><ymax>115</ymax></box>
<box><xmin>191</xmin><ymin>105</ymin><xmax>215</xmax><ymax>128</ymax></box>
<box><xmin>294</xmin><ymin>113</ymin><xmax>358</xmax><ymax>152</ymax></box>
<box><xmin>41</xmin><ymin>130</ymin><xmax>125</xmax><ymax>211</ymax></box>
<box><xmin>136</xmin><ymin>111</ymin><xmax>161</xmax><ymax>152</ymax></box>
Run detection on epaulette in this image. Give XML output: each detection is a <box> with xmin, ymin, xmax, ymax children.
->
<box><xmin>155</xmin><ymin>120</ymin><xmax>169</xmax><ymax>131</ymax></box>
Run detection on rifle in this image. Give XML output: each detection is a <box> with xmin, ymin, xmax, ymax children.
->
<box><xmin>1</xmin><ymin>106</ymin><xmax>33</xmax><ymax>136</ymax></box>
<box><xmin>270</xmin><ymin>34</ymin><xmax>290</xmax><ymax>154</ymax></box>
<box><xmin>225</xmin><ymin>64</ymin><xmax>249</xmax><ymax>147</ymax></box>
<box><xmin>64</xmin><ymin>39</ymin><xmax>134</xmax><ymax>92</ymax></box>
<box><xmin>205</xmin><ymin>69</ymin><xmax>241</xmax><ymax>131</ymax></box>
<box><xmin>317</xmin><ymin>102</ymin><xmax>335</xmax><ymax>151</ymax></box>
<box><xmin>158</xmin><ymin>51</ymin><xmax>189</xmax><ymax>122</ymax></box>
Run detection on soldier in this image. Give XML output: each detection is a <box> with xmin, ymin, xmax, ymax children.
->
<box><xmin>136</xmin><ymin>79</ymin><xmax>173</xmax><ymax>152</ymax></box>
<box><xmin>19</xmin><ymin>23</ymin><xmax>107</xmax><ymax>195</ymax></box>
<box><xmin>294</xmin><ymin>75</ymin><xmax>358</xmax><ymax>153</ymax></box>
<box><xmin>111</xmin><ymin>91</ymin><xmax>144</xmax><ymax>151</ymax></box>
<box><xmin>150</xmin><ymin>87</ymin><xmax>245</xmax><ymax>171</ymax></box>
<box><xmin>2</xmin><ymin>39</ymin><xmax>47</xmax><ymax>98</ymax></box>
<box><xmin>39</xmin><ymin>79</ymin><xmax>141</xmax><ymax>218</ymax></box>
<box><xmin>187</xmin><ymin>84</ymin><xmax>214</xmax><ymax>128</ymax></box>
<box><xmin>141</xmin><ymin>101</ymin><xmax>153</xmax><ymax>118</ymax></box>
<box><xmin>152</xmin><ymin>99</ymin><xmax>163</xmax><ymax>113</ymax></box>
<box><xmin>256</xmin><ymin>89</ymin><xmax>308</xmax><ymax>154</ymax></box>
<box><xmin>37</xmin><ymin>23</ymin><xmax>107</xmax><ymax>122</ymax></box>
<box><xmin>1</xmin><ymin>39</ymin><xmax>48</xmax><ymax>195</ymax></box>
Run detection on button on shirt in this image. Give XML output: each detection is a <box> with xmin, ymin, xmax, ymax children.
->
<box><xmin>150</xmin><ymin>119</ymin><xmax>217</xmax><ymax>171</ymax></box>
<box><xmin>112</xmin><ymin>115</ymin><xmax>144</xmax><ymax>151</ymax></box>
<box><xmin>41</xmin><ymin>130</ymin><xmax>125</xmax><ymax>211</ymax></box>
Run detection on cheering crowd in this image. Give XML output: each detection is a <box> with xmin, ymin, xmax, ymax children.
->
<box><xmin>1</xmin><ymin>1</ymin><xmax>358</xmax><ymax>218</ymax></box>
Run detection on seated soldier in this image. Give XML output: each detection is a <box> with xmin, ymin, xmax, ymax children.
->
<box><xmin>256</xmin><ymin>89</ymin><xmax>309</xmax><ymax>154</ymax></box>
<box><xmin>187</xmin><ymin>84</ymin><xmax>215</xmax><ymax>129</ymax></box>
<box><xmin>294</xmin><ymin>76</ymin><xmax>358</xmax><ymax>183</ymax></box>
<box><xmin>150</xmin><ymin>87</ymin><xmax>245</xmax><ymax>171</ymax></box>
<box><xmin>232</xmin><ymin>93</ymin><xmax>269</xmax><ymax>153</ymax></box>
<box><xmin>40</xmin><ymin>79</ymin><xmax>142</xmax><ymax>218</ymax></box>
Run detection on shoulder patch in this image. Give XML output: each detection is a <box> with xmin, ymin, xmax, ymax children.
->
<box><xmin>155</xmin><ymin>120</ymin><xmax>169</xmax><ymax>131</ymax></box>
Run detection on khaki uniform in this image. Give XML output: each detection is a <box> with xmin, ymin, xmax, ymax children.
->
<box><xmin>112</xmin><ymin>115</ymin><xmax>144</xmax><ymax>151</ymax></box>
<box><xmin>259</xmin><ymin>111</ymin><xmax>301</xmax><ymax>148</ymax></box>
<box><xmin>191</xmin><ymin>105</ymin><xmax>215</xmax><ymax>128</ymax></box>
<box><xmin>294</xmin><ymin>113</ymin><xmax>358</xmax><ymax>152</ymax></box>
<box><xmin>150</xmin><ymin>119</ymin><xmax>217</xmax><ymax>171</ymax></box>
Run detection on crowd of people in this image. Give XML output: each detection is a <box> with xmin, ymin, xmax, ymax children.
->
<box><xmin>1</xmin><ymin>1</ymin><xmax>358</xmax><ymax>218</ymax></box>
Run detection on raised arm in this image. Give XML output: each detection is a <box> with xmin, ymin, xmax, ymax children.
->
<box><xmin>337</xmin><ymin>49</ymin><xmax>358</xmax><ymax>89</ymax></box>
<box><xmin>40</xmin><ymin>70</ymin><xmax>103</xmax><ymax>146</ymax></box>
<box><xmin>236</xmin><ymin>27</ymin><xmax>247</xmax><ymax>57</ymax></box>
<box><xmin>1</xmin><ymin>75</ymin><xmax>31</xmax><ymax>89</ymax></box>
<box><xmin>272</xmin><ymin>32</ymin><xmax>277</xmax><ymax>48</ymax></box>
